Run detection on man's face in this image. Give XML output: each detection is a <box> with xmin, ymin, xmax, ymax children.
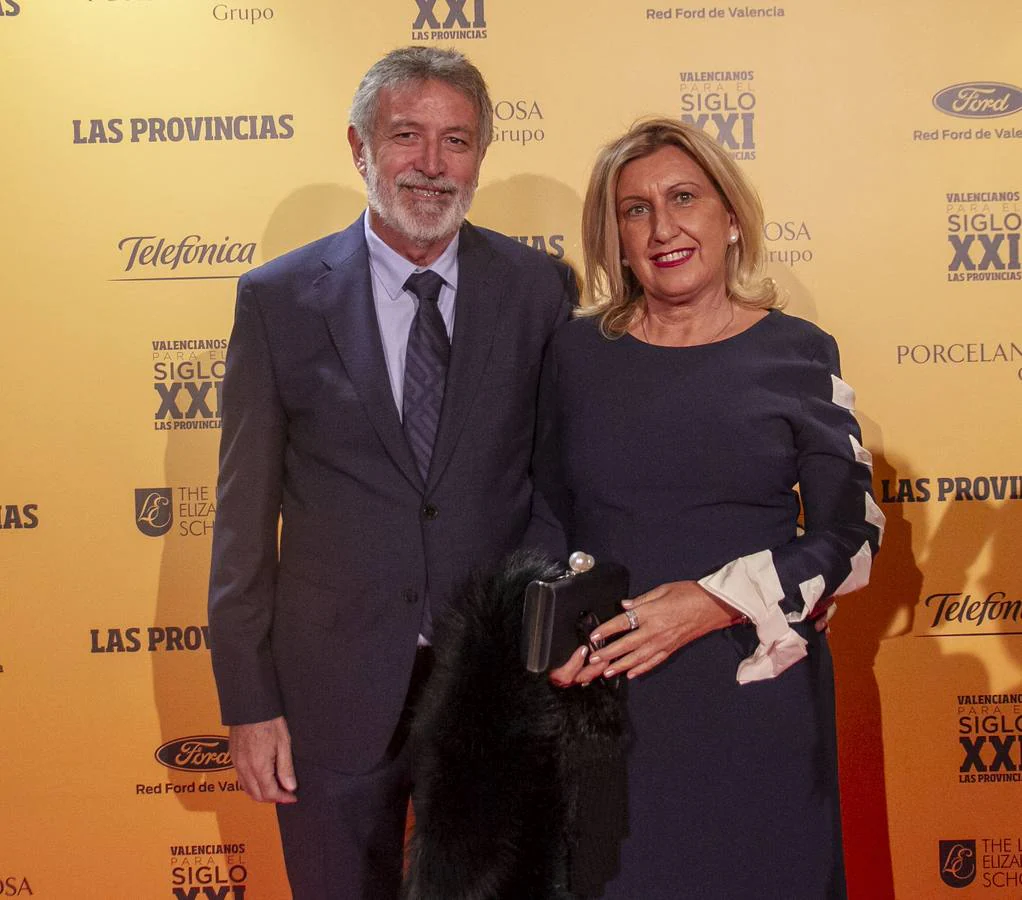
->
<box><xmin>350</xmin><ymin>78</ymin><xmax>484</xmax><ymax>254</ymax></box>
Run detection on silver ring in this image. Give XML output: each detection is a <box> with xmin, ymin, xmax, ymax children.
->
<box><xmin>625</xmin><ymin>608</ymin><xmax>639</xmax><ymax>631</ymax></box>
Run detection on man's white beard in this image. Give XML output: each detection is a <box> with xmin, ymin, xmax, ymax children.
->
<box><xmin>364</xmin><ymin>152</ymin><xmax>476</xmax><ymax>246</ymax></box>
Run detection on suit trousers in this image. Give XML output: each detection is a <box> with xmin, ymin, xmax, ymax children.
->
<box><xmin>276</xmin><ymin>648</ymin><xmax>434</xmax><ymax>900</ymax></box>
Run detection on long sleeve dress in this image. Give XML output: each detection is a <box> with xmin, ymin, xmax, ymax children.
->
<box><xmin>534</xmin><ymin>309</ymin><xmax>884</xmax><ymax>899</ymax></box>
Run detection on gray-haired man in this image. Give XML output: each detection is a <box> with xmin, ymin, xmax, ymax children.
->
<box><xmin>208</xmin><ymin>46</ymin><xmax>573</xmax><ymax>897</ymax></box>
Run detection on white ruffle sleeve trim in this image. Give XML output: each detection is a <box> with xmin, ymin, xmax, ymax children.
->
<box><xmin>698</xmin><ymin>549</ymin><xmax>808</xmax><ymax>685</ymax></box>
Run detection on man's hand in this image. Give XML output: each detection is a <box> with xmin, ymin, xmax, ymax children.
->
<box><xmin>229</xmin><ymin>716</ymin><xmax>298</xmax><ymax>804</ymax></box>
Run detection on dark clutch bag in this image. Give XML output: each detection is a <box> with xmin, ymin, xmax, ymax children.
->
<box><xmin>520</xmin><ymin>553</ymin><xmax>630</xmax><ymax>673</ymax></box>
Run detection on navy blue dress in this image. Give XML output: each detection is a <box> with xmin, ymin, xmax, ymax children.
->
<box><xmin>535</xmin><ymin>310</ymin><xmax>883</xmax><ymax>899</ymax></box>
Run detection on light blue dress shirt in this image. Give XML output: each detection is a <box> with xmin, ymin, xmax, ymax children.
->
<box><xmin>363</xmin><ymin>213</ymin><xmax>459</xmax><ymax>420</ymax></box>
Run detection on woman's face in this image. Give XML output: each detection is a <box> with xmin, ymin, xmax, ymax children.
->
<box><xmin>615</xmin><ymin>145</ymin><xmax>736</xmax><ymax>311</ymax></box>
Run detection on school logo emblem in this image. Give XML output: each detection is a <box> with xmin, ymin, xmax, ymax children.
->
<box><xmin>939</xmin><ymin>840</ymin><xmax>977</xmax><ymax>888</ymax></box>
<box><xmin>135</xmin><ymin>488</ymin><xmax>173</xmax><ymax>537</ymax></box>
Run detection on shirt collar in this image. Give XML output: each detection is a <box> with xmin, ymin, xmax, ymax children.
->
<box><xmin>363</xmin><ymin>212</ymin><xmax>460</xmax><ymax>301</ymax></box>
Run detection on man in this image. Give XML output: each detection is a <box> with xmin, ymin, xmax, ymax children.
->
<box><xmin>208</xmin><ymin>47</ymin><xmax>574</xmax><ymax>899</ymax></box>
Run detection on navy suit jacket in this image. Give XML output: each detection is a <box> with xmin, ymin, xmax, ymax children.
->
<box><xmin>208</xmin><ymin>215</ymin><xmax>574</xmax><ymax>772</ymax></box>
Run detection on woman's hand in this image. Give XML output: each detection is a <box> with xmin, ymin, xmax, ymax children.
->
<box><xmin>549</xmin><ymin>644</ymin><xmax>612</xmax><ymax>688</ymax></box>
<box><xmin>552</xmin><ymin>581</ymin><xmax>740</xmax><ymax>685</ymax></box>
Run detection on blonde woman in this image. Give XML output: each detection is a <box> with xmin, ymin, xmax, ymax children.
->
<box><xmin>542</xmin><ymin>119</ymin><xmax>884</xmax><ymax>898</ymax></box>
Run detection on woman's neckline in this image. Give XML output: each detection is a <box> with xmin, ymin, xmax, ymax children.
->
<box><xmin>623</xmin><ymin>307</ymin><xmax>777</xmax><ymax>350</ymax></box>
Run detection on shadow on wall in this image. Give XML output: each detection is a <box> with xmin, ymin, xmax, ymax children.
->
<box><xmin>261</xmin><ymin>183</ymin><xmax>367</xmax><ymax>263</ymax></box>
<box><xmin>847</xmin><ymin>421</ymin><xmax>1019</xmax><ymax>897</ymax></box>
<box><xmin>472</xmin><ymin>173</ymin><xmax>584</xmax><ymax>285</ymax></box>
<box><xmin>902</xmin><ymin>476</ymin><xmax>1020</xmax><ymax>748</ymax></box>
<box><xmin>983</xmin><ymin>511</ymin><xmax>1022</xmax><ymax>683</ymax></box>
<box><xmin>147</xmin><ymin>182</ymin><xmax>361</xmax><ymax>896</ymax></box>
<box><xmin>258</xmin><ymin>176</ymin><xmax>585</xmax><ymax>289</ymax></box>
<box><xmin>984</xmin><ymin>513</ymin><xmax>1022</xmax><ymax>751</ymax></box>
<box><xmin>923</xmin><ymin>491</ymin><xmax>1019</xmax><ymax>686</ymax></box>
<box><xmin>766</xmin><ymin>260</ymin><xmax>818</xmax><ymax>323</ymax></box>
<box><xmin>150</xmin><ymin>424</ymin><xmax>290</xmax><ymax>896</ymax></box>
<box><xmin>831</xmin><ymin>413</ymin><xmax>919</xmax><ymax>900</ymax></box>
<box><xmin>147</xmin><ymin>182</ymin><xmax>369</xmax><ymax>894</ymax></box>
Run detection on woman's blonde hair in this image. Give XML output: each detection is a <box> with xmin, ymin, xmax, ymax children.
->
<box><xmin>579</xmin><ymin>117</ymin><xmax>778</xmax><ymax>337</ymax></box>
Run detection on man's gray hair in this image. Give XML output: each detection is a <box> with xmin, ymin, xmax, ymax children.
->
<box><xmin>350</xmin><ymin>46</ymin><xmax>493</xmax><ymax>152</ymax></box>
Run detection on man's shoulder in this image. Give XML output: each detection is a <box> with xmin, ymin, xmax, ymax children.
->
<box><xmin>241</xmin><ymin>220</ymin><xmax>364</xmax><ymax>292</ymax></box>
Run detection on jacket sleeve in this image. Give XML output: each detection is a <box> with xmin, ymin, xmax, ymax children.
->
<box><xmin>207</xmin><ymin>275</ymin><xmax>288</xmax><ymax>724</ymax></box>
<box><xmin>521</xmin><ymin>265</ymin><xmax>576</xmax><ymax>559</ymax></box>
<box><xmin>698</xmin><ymin>331</ymin><xmax>885</xmax><ymax>683</ymax></box>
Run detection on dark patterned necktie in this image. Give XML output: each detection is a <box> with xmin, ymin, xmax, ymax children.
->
<box><xmin>402</xmin><ymin>270</ymin><xmax>449</xmax><ymax>481</ymax></box>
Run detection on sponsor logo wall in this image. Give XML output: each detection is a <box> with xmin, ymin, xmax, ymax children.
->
<box><xmin>1</xmin><ymin>0</ymin><xmax>1019</xmax><ymax>896</ymax></box>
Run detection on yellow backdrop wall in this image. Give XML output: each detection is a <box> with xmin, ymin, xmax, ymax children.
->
<box><xmin>2</xmin><ymin>1</ymin><xmax>1020</xmax><ymax>897</ymax></box>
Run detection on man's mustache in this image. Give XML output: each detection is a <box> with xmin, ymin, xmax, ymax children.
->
<box><xmin>395</xmin><ymin>175</ymin><xmax>458</xmax><ymax>194</ymax></box>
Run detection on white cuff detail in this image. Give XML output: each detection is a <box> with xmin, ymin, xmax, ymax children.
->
<box><xmin>698</xmin><ymin>549</ymin><xmax>808</xmax><ymax>685</ymax></box>
<box><xmin>849</xmin><ymin>434</ymin><xmax>873</xmax><ymax>470</ymax></box>
<box><xmin>734</xmin><ymin>630</ymin><xmax>810</xmax><ymax>684</ymax></box>
<box><xmin>834</xmin><ymin>541</ymin><xmax>873</xmax><ymax>596</ymax></box>
<box><xmin>831</xmin><ymin>375</ymin><xmax>855</xmax><ymax>410</ymax></box>
<box><xmin>799</xmin><ymin>574</ymin><xmax>826</xmax><ymax>615</ymax></box>
<box><xmin>865</xmin><ymin>493</ymin><xmax>886</xmax><ymax>546</ymax></box>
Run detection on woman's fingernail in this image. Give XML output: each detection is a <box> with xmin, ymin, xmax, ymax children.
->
<box><xmin>590</xmin><ymin>632</ymin><xmax>602</xmax><ymax>642</ymax></box>
<box><xmin>589</xmin><ymin>654</ymin><xmax>602</xmax><ymax>664</ymax></box>
<box><xmin>621</xmin><ymin>600</ymin><xmax>633</xmax><ymax>608</ymax></box>
<box><xmin>579</xmin><ymin>646</ymin><xmax>589</xmax><ymax>659</ymax></box>
<box><xmin>604</xmin><ymin>668</ymin><xmax>616</xmax><ymax>678</ymax></box>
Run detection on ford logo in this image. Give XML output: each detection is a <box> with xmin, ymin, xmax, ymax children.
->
<box><xmin>155</xmin><ymin>735</ymin><xmax>233</xmax><ymax>772</ymax></box>
<box><xmin>932</xmin><ymin>82</ymin><xmax>1022</xmax><ymax>119</ymax></box>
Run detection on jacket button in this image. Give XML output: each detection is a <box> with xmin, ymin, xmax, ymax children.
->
<box><xmin>421</xmin><ymin>503</ymin><xmax>439</xmax><ymax>520</ymax></box>
<box><xmin>402</xmin><ymin>589</ymin><xmax>418</xmax><ymax>605</ymax></box>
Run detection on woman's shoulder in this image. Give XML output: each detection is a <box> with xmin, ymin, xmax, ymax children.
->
<box><xmin>760</xmin><ymin>309</ymin><xmax>838</xmax><ymax>361</ymax></box>
<box><xmin>551</xmin><ymin>313</ymin><xmax>608</xmax><ymax>350</ymax></box>
<box><xmin>545</xmin><ymin>315</ymin><xmax>630</xmax><ymax>379</ymax></box>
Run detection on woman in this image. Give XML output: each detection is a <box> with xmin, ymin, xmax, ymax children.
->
<box><xmin>541</xmin><ymin>119</ymin><xmax>884</xmax><ymax>898</ymax></box>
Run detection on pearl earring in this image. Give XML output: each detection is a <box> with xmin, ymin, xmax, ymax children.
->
<box><xmin>729</xmin><ymin>233</ymin><xmax>739</xmax><ymax>244</ymax></box>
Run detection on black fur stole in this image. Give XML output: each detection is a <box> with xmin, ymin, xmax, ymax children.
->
<box><xmin>403</xmin><ymin>551</ymin><xmax>627</xmax><ymax>900</ymax></box>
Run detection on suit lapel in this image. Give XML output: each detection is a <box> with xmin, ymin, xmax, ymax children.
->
<box><xmin>428</xmin><ymin>223</ymin><xmax>506</xmax><ymax>489</ymax></box>
<box><xmin>312</xmin><ymin>217</ymin><xmax>423</xmax><ymax>491</ymax></box>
